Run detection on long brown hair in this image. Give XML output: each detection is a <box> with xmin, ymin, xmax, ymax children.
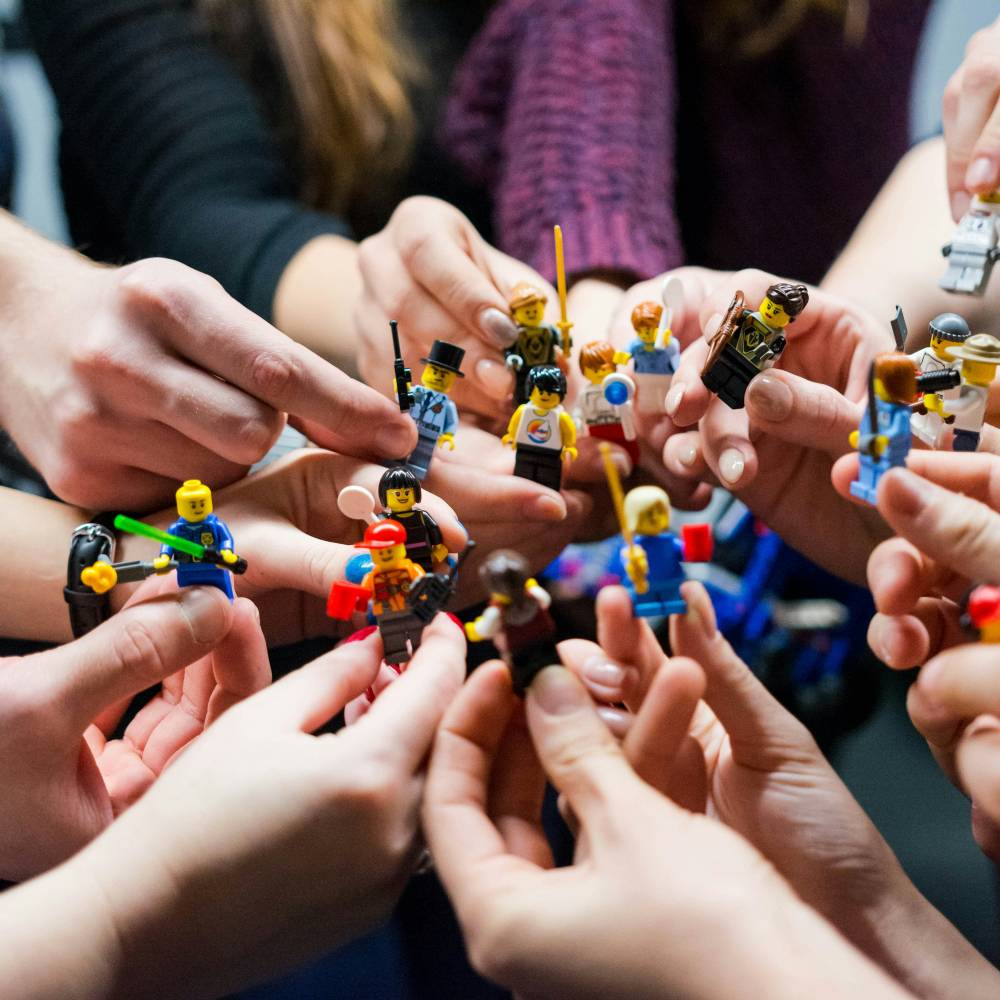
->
<box><xmin>198</xmin><ymin>0</ymin><xmax>419</xmax><ymax>214</ymax></box>
<box><xmin>703</xmin><ymin>0</ymin><xmax>869</xmax><ymax>56</ymax></box>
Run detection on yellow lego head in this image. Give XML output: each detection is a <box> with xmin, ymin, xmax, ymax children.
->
<box><xmin>978</xmin><ymin>189</ymin><xmax>1000</xmax><ymax>205</ymax></box>
<box><xmin>579</xmin><ymin>341</ymin><xmax>617</xmax><ymax>386</ymax></box>
<box><xmin>176</xmin><ymin>479</ymin><xmax>212</xmax><ymax>520</ymax></box>
<box><xmin>372</xmin><ymin>542</ymin><xmax>408</xmax><ymax>568</ymax></box>
<box><xmin>509</xmin><ymin>282</ymin><xmax>548</xmax><ymax>327</ymax></box>
<box><xmin>385</xmin><ymin>487</ymin><xmax>415</xmax><ymax>513</ymax></box>
<box><xmin>759</xmin><ymin>283</ymin><xmax>809</xmax><ymax>329</ymax></box>
<box><xmin>624</xmin><ymin>485</ymin><xmax>671</xmax><ymax>536</ymax></box>
<box><xmin>947</xmin><ymin>333</ymin><xmax>1000</xmax><ymax>387</ymax></box>
<box><xmin>631</xmin><ymin>301</ymin><xmax>663</xmax><ymax>345</ymax></box>
<box><xmin>421</xmin><ymin>363</ymin><xmax>458</xmax><ymax>393</ymax></box>
<box><xmin>526</xmin><ymin>366</ymin><xmax>567</xmax><ymax>411</ymax></box>
<box><xmin>758</xmin><ymin>296</ymin><xmax>790</xmax><ymax>328</ymax></box>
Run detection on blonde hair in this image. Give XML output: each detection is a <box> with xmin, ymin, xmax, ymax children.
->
<box><xmin>704</xmin><ymin>0</ymin><xmax>869</xmax><ymax>56</ymax></box>
<box><xmin>624</xmin><ymin>486</ymin><xmax>670</xmax><ymax>534</ymax></box>
<box><xmin>198</xmin><ymin>0</ymin><xmax>419</xmax><ymax>214</ymax></box>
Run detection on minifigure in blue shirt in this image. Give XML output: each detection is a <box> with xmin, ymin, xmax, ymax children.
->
<box><xmin>620</xmin><ymin>485</ymin><xmax>712</xmax><ymax>617</ymax></box>
<box><xmin>849</xmin><ymin>355</ymin><xmax>916</xmax><ymax>507</ymax></box>
<box><xmin>403</xmin><ymin>340</ymin><xmax>465</xmax><ymax>479</ymax></box>
<box><xmin>629</xmin><ymin>300</ymin><xmax>680</xmax><ymax>413</ymax></box>
<box><xmin>154</xmin><ymin>479</ymin><xmax>241</xmax><ymax>599</ymax></box>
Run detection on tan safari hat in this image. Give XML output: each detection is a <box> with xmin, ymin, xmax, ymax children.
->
<box><xmin>947</xmin><ymin>333</ymin><xmax>1000</xmax><ymax>364</ymax></box>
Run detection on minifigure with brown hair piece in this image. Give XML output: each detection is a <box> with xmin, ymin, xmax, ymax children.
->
<box><xmin>628</xmin><ymin>300</ymin><xmax>680</xmax><ymax>413</ymax></box>
<box><xmin>465</xmin><ymin>549</ymin><xmax>558</xmax><ymax>694</ymax></box>
<box><xmin>575</xmin><ymin>340</ymin><xmax>639</xmax><ymax>465</ymax></box>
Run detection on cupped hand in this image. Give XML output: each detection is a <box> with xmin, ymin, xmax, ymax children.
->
<box><xmin>423</xmin><ymin>651</ymin><xmax>906</xmax><ymax>1000</ymax></box>
<box><xmin>661</xmin><ymin>270</ymin><xmax>893</xmax><ymax>582</ymax></box>
<box><xmin>0</xmin><ymin>584</ymin><xmax>268</xmax><ymax>881</ymax></box>
<box><xmin>355</xmin><ymin>196</ymin><xmax>559</xmax><ymax>420</ymax></box>
<box><xmin>73</xmin><ymin>615</ymin><xmax>466</xmax><ymax>998</ymax></box>
<box><xmin>0</xmin><ymin>249</ymin><xmax>414</xmax><ymax>509</ymax></box>
<box><xmin>943</xmin><ymin>14</ymin><xmax>1000</xmax><ymax>220</ymax></box>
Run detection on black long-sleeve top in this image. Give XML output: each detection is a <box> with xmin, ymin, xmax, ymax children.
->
<box><xmin>24</xmin><ymin>0</ymin><xmax>491</xmax><ymax>321</ymax></box>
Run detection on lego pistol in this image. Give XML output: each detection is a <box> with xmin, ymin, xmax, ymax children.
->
<box><xmin>408</xmin><ymin>540</ymin><xmax>476</xmax><ymax>624</ymax></box>
<box><xmin>114</xmin><ymin>515</ymin><xmax>248</xmax><ymax>573</ymax></box>
<box><xmin>390</xmin><ymin>320</ymin><xmax>414</xmax><ymax>412</ymax></box>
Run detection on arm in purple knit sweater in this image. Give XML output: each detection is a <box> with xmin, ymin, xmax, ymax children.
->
<box><xmin>443</xmin><ymin>0</ymin><xmax>682</xmax><ymax>286</ymax></box>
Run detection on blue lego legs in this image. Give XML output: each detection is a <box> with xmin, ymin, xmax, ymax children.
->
<box><xmin>175</xmin><ymin>563</ymin><xmax>235</xmax><ymax>600</ymax></box>
<box><xmin>849</xmin><ymin>455</ymin><xmax>884</xmax><ymax>506</ymax></box>
<box><xmin>406</xmin><ymin>432</ymin><xmax>436</xmax><ymax>480</ymax></box>
<box><xmin>627</xmin><ymin>578</ymin><xmax>686</xmax><ymax>618</ymax></box>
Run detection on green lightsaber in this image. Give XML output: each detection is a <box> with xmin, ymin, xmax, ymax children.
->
<box><xmin>113</xmin><ymin>515</ymin><xmax>247</xmax><ymax>573</ymax></box>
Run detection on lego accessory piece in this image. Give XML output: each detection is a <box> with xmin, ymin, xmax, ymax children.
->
<box><xmin>553</xmin><ymin>224</ymin><xmax>573</xmax><ymax>353</ymax></box>
<box><xmin>419</xmin><ymin>340</ymin><xmax>467</xmax><ymax>377</ymax></box>
<box><xmin>390</xmin><ymin>319</ymin><xmax>414</xmax><ymax>412</ymax></box>
<box><xmin>940</xmin><ymin>193</ymin><xmax>1000</xmax><ymax>296</ymax></box>
<box><xmin>337</xmin><ymin>484</ymin><xmax>378</xmax><ymax>524</ymax></box>
<box><xmin>962</xmin><ymin>584</ymin><xmax>1000</xmax><ymax>642</ymax></box>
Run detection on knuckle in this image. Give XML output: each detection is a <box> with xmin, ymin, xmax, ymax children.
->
<box><xmin>246</xmin><ymin>348</ymin><xmax>297</xmax><ymax>401</ymax></box>
<box><xmin>341</xmin><ymin>763</ymin><xmax>400</xmax><ymax>822</ymax></box>
<box><xmin>397</xmin><ymin>226</ymin><xmax>434</xmax><ymax>272</ymax></box>
<box><xmin>53</xmin><ymin>392</ymin><xmax>103</xmax><ymax>448</ymax></box>
<box><xmin>111</xmin><ymin>618</ymin><xmax>168</xmax><ymax>687</ymax></box>
<box><xmin>0</xmin><ymin>670</ymin><xmax>58</xmax><ymax>737</ymax></box>
<box><xmin>119</xmin><ymin>259</ymin><xmax>220</xmax><ymax>323</ymax></box>
<box><xmin>382</xmin><ymin>282</ymin><xmax>420</xmax><ymax>323</ymax></box>
<box><xmin>961</xmin><ymin>57</ymin><xmax>1000</xmax><ymax>94</ymax></box>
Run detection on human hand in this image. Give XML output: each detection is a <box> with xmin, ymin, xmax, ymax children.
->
<box><xmin>661</xmin><ymin>271</ymin><xmax>892</xmax><ymax>582</ymax></box>
<box><xmin>110</xmin><ymin>449</ymin><xmax>467</xmax><ymax>646</ymax></box>
<box><xmin>423</xmin><ymin>651</ymin><xmax>909</xmax><ymax>1000</ymax></box>
<box><xmin>0</xmin><ymin>247</ymin><xmax>414</xmax><ymax>509</ymax></box>
<box><xmin>0</xmin><ymin>584</ymin><xmax>268</xmax><ymax>881</ymax></box>
<box><xmin>355</xmin><ymin>196</ymin><xmax>558</xmax><ymax>418</ymax></box>
<box><xmin>60</xmin><ymin>616</ymin><xmax>466</xmax><ymax>998</ymax></box>
<box><xmin>943</xmin><ymin>15</ymin><xmax>1000</xmax><ymax>220</ymax></box>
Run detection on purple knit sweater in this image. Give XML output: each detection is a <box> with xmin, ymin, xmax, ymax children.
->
<box><xmin>443</xmin><ymin>0</ymin><xmax>932</xmax><ymax>286</ymax></box>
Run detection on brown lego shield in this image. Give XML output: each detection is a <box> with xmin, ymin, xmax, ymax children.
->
<box><xmin>702</xmin><ymin>290</ymin><xmax>745</xmax><ymax>376</ymax></box>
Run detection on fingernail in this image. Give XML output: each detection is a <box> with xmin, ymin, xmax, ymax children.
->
<box><xmin>719</xmin><ymin>447</ymin><xmax>746</xmax><ymax>485</ymax></box>
<box><xmin>532</xmin><ymin>666</ymin><xmax>587</xmax><ymax>715</ymax></box>
<box><xmin>884</xmin><ymin>468</ymin><xmax>924</xmax><ymax>518</ymax></box>
<box><xmin>479</xmin><ymin>307</ymin><xmax>519</xmax><ymax>347</ymax></box>
<box><xmin>966</xmin><ymin>156</ymin><xmax>998</xmax><ymax>191</ymax></box>
<box><xmin>596</xmin><ymin>705</ymin><xmax>632</xmax><ymax>738</ymax></box>
<box><xmin>951</xmin><ymin>190</ymin><xmax>972</xmax><ymax>222</ymax></box>
<box><xmin>747</xmin><ymin>373</ymin><xmax>792</xmax><ymax>422</ymax></box>
<box><xmin>665</xmin><ymin>383</ymin><xmax>685</xmax><ymax>416</ymax></box>
<box><xmin>582</xmin><ymin>655</ymin><xmax>626</xmax><ymax>689</ymax></box>
<box><xmin>475</xmin><ymin>357</ymin><xmax>513</xmax><ymax>399</ymax></box>
<box><xmin>526</xmin><ymin>493</ymin><xmax>567</xmax><ymax>521</ymax></box>
<box><xmin>178</xmin><ymin>586</ymin><xmax>227</xmax><ymax>643</ymax></box>
<box><xmin>677</xmin><ymin>441</ymin><xmax>698</xmax><ymax>467</ymax></box>
<box><xmin>686</xmin><ymin>595</ymin><xmax>714</xmax><ymax>639</ymax></box>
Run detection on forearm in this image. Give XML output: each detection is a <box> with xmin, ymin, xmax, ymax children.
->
<box><xmin>823</xmin><ymin>137</ymin><xmax>1000</xmax><ymax>341</ymax></box>
<box><xmin>0</xmin><ymin>487</ymin><xmax>90</xmax><ymax>642</ymax></box>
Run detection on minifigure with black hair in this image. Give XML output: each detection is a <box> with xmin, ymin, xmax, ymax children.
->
<box><xmin>702</xmin><ymin>282</ymin><xmax>810</xmax><ymax>409</ymax></box>
<box><xmin>376</xmin><ymin>465</ymin><xmax>448</xmax><ymax>571</ymax></box>
<box><xmin>502</xmin><ymin>365</ymin><xmax>577</xmax><ymax>491</ymax></box>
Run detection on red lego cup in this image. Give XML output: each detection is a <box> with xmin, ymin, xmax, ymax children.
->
<box><xmin>681</xmin><ymin>523</ymin><xmax>713</xmax><ymax>562</ymax></box>
<box><xmin>326</xmin><ymin>582</ymin><xmax>370</xmax><ymax>620</ymax></box>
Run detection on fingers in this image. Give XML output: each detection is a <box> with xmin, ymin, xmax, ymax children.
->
<box><xmin>699</xmin><ymin>397</ymin><xmax>756</xmax><ymax>491</ymax></box>
<box><xmin>205</xmin><ymin>598</ymin><xmax>272</xmax><ymax>724</ymax></box>
<box><xmin>866</xmin><ymin>537</ymin><xmax>950</xmax><ymax>616</ymax></box>
<box><xmin>867</xmin><ymin>597</ymin><xmax>967</xmax><ymax>670</ymax></box>
<box><xmin>920</xmin><ymin>642</ymin><xmax>1000</xmax><ymax>719</ymax></box>
<box><xmin>349</xmin><ymin>614</ymin><xmax>468</xmax><ymax>771</ymax></box>
<box><xmin>25</xmin><ymin>587</ymin><xmax>234</xmax><ymax>737</ymax></box>
<box><xmin>524</xmin><ymin>667</ymin><xmax>641</xmax><ymax>837</ymax></box>
<box><xmin>120</xmin><ymin>260</ymin><xmax>416</xmax><ymax>460</ymax></box>
<box><xmin>745</xmin><ymin>370</ymin><xmax>861</xmax><ymax>456</ymax></box>
<box><xmin>224</xmin><ymin>631</ymin><xmax>382</xmax><ymax>734</ymax></box>
<box><xmin>876</xmin><ymin>467</ymin><xmax>1000</xmax><ymax>585</ymax></box>
<box><xmin>670</xmin><ymin>581</ymin><xmax>815</xmax><ymax>761</ymax></box>
<box><xmin>958</xmin><ymin>717</ymin><xmax>1000</xmax><ymax>834</ymax></box>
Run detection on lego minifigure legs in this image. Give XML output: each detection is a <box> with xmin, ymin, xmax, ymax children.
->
<box><xmin>378</xmin><ymin>609</ymin><xmax>424</xmax><ymax>665</ymax></box>
<box><xmin>513</xmin><ymin>444</ymin><xmax>563</xmax><ymax>491</ymax></box>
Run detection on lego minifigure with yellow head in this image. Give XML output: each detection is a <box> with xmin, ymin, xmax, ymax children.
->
<box><xmin>505</xmin><ymin>282</ymin><xmax>563</xmax><ymax>404</ymax></box>
<box><xmin>403</xmin><ymin>339</ymin><xmax>465</xmax><ymax>479</ymax></box>
<box><xmin>376</xmin><ymin>465</ymin><xmax>448</xmax><ymax>570</ymax></box>
<box><xmin>941</xmin><ymin>190</ymin><xmax>1000</xmax><ymax>296</ymax></box>
<box><xmin>941</xmin><ymin>333</ymin><xmax>1000</xmax><ymax>452</ymax></box>
<box><xmin>909</xmin><ymin>312</ymin><xmax>970</xmax><ymax>447</ymax></box>
<box><xmin>575</xmin><ymin>340</ymin><xmax>638</xmax><ymax>464</ymax></box>
<box><xmin>628</xmin><ymin>298</ymin><xmax>681</xmax><ymax>413</ymax></box>
<box><xmin>503</xmin><ymin>365</ymin><xmax>577</xmax><ymax>491</ymax></box>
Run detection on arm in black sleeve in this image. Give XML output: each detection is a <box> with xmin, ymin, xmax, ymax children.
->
<box><xmin>23</xmin><ymin>0</ymin><xmax>349</xmax><ymax>320</ymax></box>
<box><xmin>421</xmin><ymin>510</ymin><xmax>443</xmax><ymax>548</ymax></box>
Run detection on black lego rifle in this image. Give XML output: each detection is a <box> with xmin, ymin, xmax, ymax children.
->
<box><xmin>408</xmin><ymin>540</ymin><xmax>476</xmax><ymax>624</ymax></box>
<box><xmin>862</xmin><ymin>361</ymin><xmax>880</xmax><ymax>458</ymax></box>
<box><xmin>390</xmin><ymin>320</ymin><xmax>414</xmax><ymax>412</ymax></box>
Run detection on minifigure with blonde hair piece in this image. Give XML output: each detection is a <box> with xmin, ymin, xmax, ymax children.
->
<box><xmin>505</xmin><ymin>282</ymin><xmax>563</xmax><ymax>405</ymax></box>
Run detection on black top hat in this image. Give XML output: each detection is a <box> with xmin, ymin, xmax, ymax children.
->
<box><xmin>421</xmin><ymin>339</ymin><xmax>466</xmax><ymax>376</ymax></box>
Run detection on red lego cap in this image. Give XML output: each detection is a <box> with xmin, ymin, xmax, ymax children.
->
<box><xmin>356</xmin><ymin>519</ymin><xmax>407</xmax><ymax>550</ymax></box>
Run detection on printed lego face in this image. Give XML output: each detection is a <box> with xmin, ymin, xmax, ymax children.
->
<box><xmin>177</xmin><ymin>490</ymin><xmax>212</xmax><ymax>520</ymax></box>
<box><xmin>386</xmin><ymin>487</ymin><xmax>416</xmax><ymax>512</ymax></box>
<box><xmin>373</xmin><ymin>543</ymin><xmax>407</xmax><ymax>568</ymax></box>
<box><xmin>930</xmin><ymin>332</ymin><xmax>962</xmax><ymax>359</ymax></box>
<box><xmin>962</xmin><ymin>359</ymin><xmax>998</xmax><ymax>387</ymax></box>
<box><xmin>421</xmin><ymin>364</ymin><xmax>457</xmax><ymax>392</ymax></box>
<box><xmin>635</xmin><ymin>324</ymin><xmax>658</xmax><ymax>345</ymax></box>
<box><xmin>636</xmin><ymin>501</ymin><xmax>669</xmax><ymax>535</ymax></box>
<box><xmin>529</xmin><ymin>385</ymin><xmax>560</xmax><ymax>409</ymax></box>
<box><xmin>759</xmin><ymin>296</ymin><xmax>790</xmax><ymax>327</ymax></box>
<box><xmin>513</xmin><ymin>300</ymin><xmax>545</xmax><ymax>326</ymax></box>
<box><xmin>582</xmin><ymin>360</ymin><xmax>615</xmax><ymax>385</ymax></box>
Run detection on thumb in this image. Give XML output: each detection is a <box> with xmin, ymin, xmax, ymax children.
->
<box><xmin>525</xmin><ymin>667</ymin><xmax>641</xmax><ymax>836</ymax></box>
<box><xmin>745</xmin><ymin>369</ymin><xmax>861</xmax><ymax>455</ymax></box>
<box><xmin>32</xmin><ymin>587</ymin><xmax>233</xmax><ymax>737</ymax></box>
<box><xmin>878</xmin><ymin>467</ymin><xmax>1000</xmax><ymax>583</ymax></box>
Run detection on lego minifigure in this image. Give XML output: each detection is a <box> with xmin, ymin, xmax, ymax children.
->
<box><xmin>376</xmin><ymin>466</ymin><xmax>448</xmax><ymax>570</ymax></box>
<box><xmin>326</xmin><ymin>519</ymin><xmax>426</xmax><ymax>666</ymax></box>
<box><xmin>400</xmin><ymin>339</ymin><xmax>465</xmax><ymax>480</ymax></box>
<box><xmin>940</xmin><ymin>191</ymin><xmax>1000</xmax><ymax>296</ymax></box>
<box><xmin>939</xmin><ymin>333</ymin><xmax>1000</xmax><ymax>452</ymax></box>
<box><xmin>961</xmin><ymin>584</ymin><xmax>1000</xmax><ymax>642</ymax></box>
<box><xmin>628</xmin><ymin>299</ymin><xmax>680</xmax><ymax>414</ymax></box>
<box><xmin>80</xmin><ymin>480</ymin><xmax>246</xmax><ymax>601</ymax></box>
<box><xmin>465</xmin><ymin>549</ymin><xmax>558</xmax><ymax>694</ymax></box>
<box><xmin>908</xmin><ymin>312</ymin><xmax>971</xmax><ymax>448</ymax></box>
<box><xmin>575</xmin><ymin>340</ymin><xmax>639</xmax><ymax>465</ymax></box>
<box><xmin>503</xmin><ymin>365</ymin><xmax>577</xmax><ymax>491</ymax></box>
<box><xmin>505</xmin><ymin>282</ymin><xmax>563</xmax><ymax>405</ymax></box>
<box><xmin>701</xmin><ymin>282</ymin><xmax>810</xmax><ymax>409</ymax></box>
<box><xmin>849</xmin><ymin>355</ymin><xmax>917</xmax><ymax>506</ymax></box>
